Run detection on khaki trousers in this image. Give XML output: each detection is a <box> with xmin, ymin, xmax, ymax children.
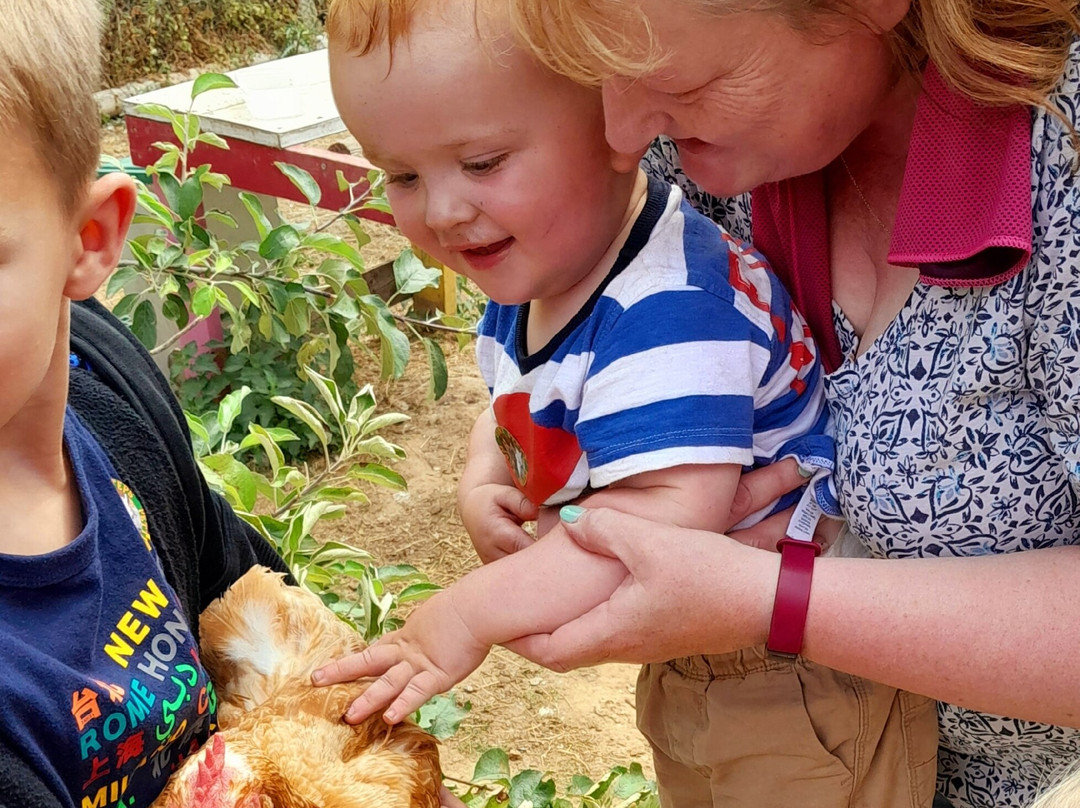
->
<box><xmin>636</xmin><ymin>646</ymin><xmax>938</xmax><ymax>808</ymax></box>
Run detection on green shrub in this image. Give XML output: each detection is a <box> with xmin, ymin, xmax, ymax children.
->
<box><xmin>108</xmin><ymin>74</ymin><xmax>451</xmax><ymax>462</ymax></box>
<box><xmin>101</xmin><ymin>0</ymin><xmax>328</xmax><ymax>88</ymax></box>
<box><xmin>169</xmin><ymin>309</ymin><xmax>358</xmax><ymax>461</ymax></box>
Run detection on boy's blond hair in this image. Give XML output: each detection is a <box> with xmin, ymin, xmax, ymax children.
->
<box><xmin>0</xmin><ymin>0</ymin><xmax>102</xmax><ymax>213</ymax></box>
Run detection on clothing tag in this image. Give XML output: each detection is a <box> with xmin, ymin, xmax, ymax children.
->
<box><xmin>785</xmin><ymin>468</ymin><xmax>828</xmax><ymax>543</ymax></box>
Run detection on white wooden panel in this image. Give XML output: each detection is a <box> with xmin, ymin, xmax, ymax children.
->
<box><xmin>122</xmin><ymin>50</ymin><xmax>346</xmax><ymax>149</ymax></box>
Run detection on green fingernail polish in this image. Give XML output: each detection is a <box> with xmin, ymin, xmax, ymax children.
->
<box><xmin>560</xmin><ymin>505</ymin><xmax>585</xmax><ymax>523</ymax></box>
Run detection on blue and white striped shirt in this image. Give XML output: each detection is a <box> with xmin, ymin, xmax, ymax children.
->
<box><xmin>476</xmin><ymin>178</ymin><xmax>833</xmax><ymax>527</ymax></box>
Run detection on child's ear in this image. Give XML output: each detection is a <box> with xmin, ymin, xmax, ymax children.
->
<box><xmin>64</xmin><ymin>172</ymin><xmax>138</xmax><ymax>301</ymax></box>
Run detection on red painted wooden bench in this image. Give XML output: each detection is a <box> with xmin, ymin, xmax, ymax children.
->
<box><xmin>123</xmin><ymin>51</ymin><xmax>456</xmax><ymax>314</ymax></box>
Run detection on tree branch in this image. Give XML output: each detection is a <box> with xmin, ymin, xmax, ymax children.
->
<box><xmin>393</xmin><ymin>313</ymin><xmax>476</xmax><ymax>335</ymax></box>
<box><xmin>314</xmin><ymin>186</ymin><xmax>377</xmax><ymax>234</ymax></box>
<box><xmin>150</xmin><ymin>317</ymin><xmax>207</xmax><ymax>356</ymax></box>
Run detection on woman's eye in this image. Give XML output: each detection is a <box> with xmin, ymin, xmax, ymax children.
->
<box><xmin>672</xmin><ymin>85</ymin><xmax>706</xmax><ymax>104</ymax></box>
<box><xmin>463</xmin><ymin>154</ymin><xmax>509</xmax><ymax>175</ymax></box>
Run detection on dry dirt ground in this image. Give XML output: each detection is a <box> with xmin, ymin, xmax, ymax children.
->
<box><xmin>100</xmin><ymin>120</ymin><xmax>655</xmax><ymax>787</ymax></box>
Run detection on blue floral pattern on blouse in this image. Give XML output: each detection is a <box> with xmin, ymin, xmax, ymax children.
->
<box><xmin>644</xmin><ymin>40</ymin><xmax>1080</xmax><ymax>808</ymax></box>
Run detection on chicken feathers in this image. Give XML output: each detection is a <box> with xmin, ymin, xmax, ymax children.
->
<box><xmin>152</xmin><ymin>567</ymin><xmax>442</xmax><ymax>808</ymax></box>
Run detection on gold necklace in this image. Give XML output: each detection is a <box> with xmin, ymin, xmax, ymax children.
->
<box><xmin>839</xmin><ymin>154</ymin><xmax>890</xmax><ymax>235</ymax></box>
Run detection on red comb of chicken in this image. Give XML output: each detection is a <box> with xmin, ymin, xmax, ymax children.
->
<box><xmin>190</xmin><ymin>734</ymin><xmax>230</xmax><ymax>804</ymax></box>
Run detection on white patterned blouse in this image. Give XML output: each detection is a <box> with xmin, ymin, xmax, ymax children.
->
<box><xmin>643</xmin><ymin>41</ymin><xmax>1080</xmax><ymax>808</ymax></box>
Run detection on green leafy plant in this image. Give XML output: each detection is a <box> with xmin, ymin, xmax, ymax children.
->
<box><xmin>415</xmin><ymin>693</ymin><xmax>472</xmax><ymax>741</ymax></box>
<box><xmin>383</xmin><ymin>250</ymin><xmax>453</xmax><ymax>399</ymax></box>
<box><xmin>111</xmin><ymin>71</ymin><xmax>429</xmax><ymax>361</ymax></box>
<box><xmin>279</xmin><ymin>19</ymin><xmax>321</xmax><ymax>58</ymax></box>
<box><xmin>333</xmin><ymin>561</ymin><xmax>442</xmax><ymax>638</ymax></box>
<box><xmin>168</xmin><ymin>312</ymin><xmax>357</xmax><ymax>460</ymax></box>
<box><xmin>452</xmin><ymin>750</ymin><xmax>659</xmax><ymax>808</ymax></box>
<box><xmin>393</xmin><ymin>273</ymin><xmax>484</xmax><ymax>356</ymax></box>
<box><xmin>187</xmin><ymin>364</ymin><xmax>441</xmax><ymax>640</ymax></box>
<box><xmin>107</xmin><ymin>72</ymin><xmax>449</xmax><ymax>455</ymax></box>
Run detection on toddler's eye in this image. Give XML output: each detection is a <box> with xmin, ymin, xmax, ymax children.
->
<box><xmin>386</xmin><ymin>171</ymin><xmax>418</xmax><ymax>187</ymax></box>
<box><xmin>463</xmin><ymin>154</ymin><xmax>508</xmax><ymax>175</ymax></box>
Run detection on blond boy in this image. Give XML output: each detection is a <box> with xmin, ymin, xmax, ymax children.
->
<box><xmin>0</xmin><ymin>3</ymin><xmax>288</xmax><ymax>806</ymax></box>
<box><xmin>315</xmin><ymin>2</ymin><xmax>938</xmax><ymax>807</ymax></box>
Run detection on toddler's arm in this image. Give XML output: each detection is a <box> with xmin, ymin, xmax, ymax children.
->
<box><xmin>315</xmin><ymin>521</ymin><xmax>625</xmax><ymax>723</ymax></box>
<box><xmin>314</xmin><ymin>463</ymin><xmax>742</xmax><ymax>724</ymax></box>
<box><xmin>573</xmin><ymin>463</ymin><xmax>741</xmax><ymax>533</ymax></box>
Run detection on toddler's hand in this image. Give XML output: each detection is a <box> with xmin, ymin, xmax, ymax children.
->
<box><xmin>311</xmin><ymin>590</ymin><xmax>491</xmax><ymax>725</ymax></box>
<box><xmin>461</xmin><ymin>483</ymin><xmax>538</xmax><ymax>563</ymax></box>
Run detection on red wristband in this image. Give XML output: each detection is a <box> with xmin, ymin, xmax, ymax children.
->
<box><xmin>766</xmin><ymin>537</ymin><xmax>822</xmax><ymax>659</ymax></box>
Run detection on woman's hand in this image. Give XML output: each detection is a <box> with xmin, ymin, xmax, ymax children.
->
<box><xmin>510</xmin><ymin>507</ymin><xmax>778</xmax><ymax>671</ymax></box>
<box><xmin>726</xmin><ymin>459</ymin><xmax>840</xmax><ymax>551</ymax></box>
<box><xmin>729</xmin><ymin>458</ymin><xmax>809</xmax><ymax>525</ymax></box>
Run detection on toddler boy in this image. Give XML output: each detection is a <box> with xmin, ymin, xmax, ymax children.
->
<box><xmin>317</xmin><ymin>2</ymin><xmax>937</xmax><ymax>806</ymax></box>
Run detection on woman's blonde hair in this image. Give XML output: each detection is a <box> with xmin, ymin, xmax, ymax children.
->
<box><xmin>509</xmin><ymin>0</ymin><xmax>1080</xmax><ymax>118</ymax></box>
<box><xmin>0</xmin><ymin>0</ymin><xmax>102</xmax><ymax>213</ymax></box>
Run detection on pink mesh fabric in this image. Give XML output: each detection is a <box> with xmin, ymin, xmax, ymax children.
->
<box><xmin>753</xmin><ymin>173</ymin><xmax>843</xmax><ymax>373</ymax></box>
<box><xmin>754</xmin><ymin>60</ymin><xmax>1034</xmax><ymax>357</ymax></box>
<box><xmin>888</xmin><ymin>62</ymin><xmax>1032</xmax><ymax>287</ymax></box>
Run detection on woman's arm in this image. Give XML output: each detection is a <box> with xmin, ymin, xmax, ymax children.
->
<box><xmin>522</xmin><ymin>506</ymin><xmax>1080</xmax><ymax>729</ymax></box>
<box><xmin>805</xmin><ymin>545</ymin><xmax>1080</xmax><ymax>727</ymax></box>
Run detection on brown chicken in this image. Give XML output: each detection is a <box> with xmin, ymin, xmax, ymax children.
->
<box><xmin>151</xmin><ymin>567</ymin><xmax>442</xmax><ymax>808</ymax></box>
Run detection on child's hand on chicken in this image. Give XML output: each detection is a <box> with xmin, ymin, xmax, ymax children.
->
<box><xmin>314</xmin><ymin>523</ymin><xmax>629</xmax><ymax>725</ymax></box>
<box><xmin>313</xmin><ymin>588</ymin><xmax>493</xmax><ymax>724</ymax></box>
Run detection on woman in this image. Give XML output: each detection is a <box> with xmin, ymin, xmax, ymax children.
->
<box><xmin>500</xmin><ymin>0</ymin><xmax>1080</xmax><ymax>806</ymax></box>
